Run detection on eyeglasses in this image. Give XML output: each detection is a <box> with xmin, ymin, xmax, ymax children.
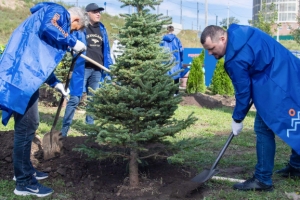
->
<box><xmin>90</xmin><ymin>10</ymin><xmax>102</xmax><ymax>14</ymax></box>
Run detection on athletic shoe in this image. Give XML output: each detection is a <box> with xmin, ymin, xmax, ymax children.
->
<box><xmin>13</xmin><ymin>170</ymin><xmax>48</xmax><ymax>181</ymax></box>
<box><xmin>275</xmin><ymin>163</ymin><xmax>300</xmax><ymax>178</ymax></box>
<box><xmin>14</xmin><ymin>182</ymin><xmax>53</xmax><ymax>197</ymax></box>
<box><xmin>233</xmin><ymin>176</ymin><xmax>273</xmax><ymax>191</ymax></box>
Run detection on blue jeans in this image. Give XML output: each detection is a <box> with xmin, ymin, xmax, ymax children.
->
<box><xmin>13</xmin><ymin>90</ymin><xmax>39</xmax><ymax>186</ymax></box>
<box><xmin>254</xmin><ymin>113</ymin><xmax>300</xmax><ymax>185</ymax></box>
<box><xmin>61</xmin><ymin>95</ymin><xmax>81</xmax><ymax>137</ymax></box>
<box><xmin>84</xmin><ymin>68</ymin><xmax>102</xmax><ymax>124</ymax></box>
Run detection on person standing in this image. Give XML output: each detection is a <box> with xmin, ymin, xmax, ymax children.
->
<box><xmin>84</xmin><ymin>3</ymin><xmax>113</xmax><ymax>125</ymax></box>
<box><xmin>200</xmin><ymin>24</ymin><xmax>300</xmax><ymax>191</ymax></box>
<box><xmin>160</xmin><ymin>25</ymin><xmax>185</xmax><ymax>95</ymax></box>
<box><xmin>0</xmin><ymin>2</ymin><xmax>87</xmax><ymax>197</ymax></box>
<box><xmin>61</xmin><ymin>2</ymin><xmax>113</xmax><ymax>137</ymax></box>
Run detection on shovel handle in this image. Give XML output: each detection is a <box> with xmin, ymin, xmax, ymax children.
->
<box><xmin>210</xmin><ymin>100</ymin><xmax>254</xmax><ymax>170</ymax></box>
<box><xmin>49</xmin><ymin>52</ymin><xmax>83</xmax><ymax>146</ymax></box>
<box><xmin>210</xmin><ymin>132</ymin><xmax>234</xmax><ymax>170</ymax></box>
<box><xmin>80</xmin><ymin>54</ymin><xmax>111</xmax><ymax>73</ymax></box>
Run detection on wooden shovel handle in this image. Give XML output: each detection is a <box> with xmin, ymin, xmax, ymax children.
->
<box><xmin>80</xmin><ymin>54</ymin><xmax>111</xmax><ymax>73</ymax></box>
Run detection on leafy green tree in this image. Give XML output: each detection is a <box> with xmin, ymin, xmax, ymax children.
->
<box><xmin>186</xmin><ymin>49</ymin><xmax>205</xmax><ymax>94</ymax></box>
<box><xmin>219</xmin><ymin>16</ymin><xmax>240</xmax><ymax>29</ymax></box>
<box><xmin>75</xmin><ymin>0</ymin><xmax>196</xmax><ymax>187</ymax></box>
<box><xmin>291</xmin><ymin>16</ymin><xmax>300</xmax><ymax>45</ymax></box>
<box><xmin>210</xmin><ymin>58</ymin><xmax>234</xmax><ymax>96</ymax></box>
<box><xmin>253</xmin><ymin>1</ymin><xmax>278</xmax><ymax>35</ymax></box>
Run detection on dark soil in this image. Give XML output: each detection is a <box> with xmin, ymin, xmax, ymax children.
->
<box><xmin>0</xmin><ymin>93</ymin><xmax>240</xmax><ymax>200</ymax></box>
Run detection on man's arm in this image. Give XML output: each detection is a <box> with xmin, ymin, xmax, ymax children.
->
<box><xmin>38</xmin><ymin>5</ymin><xmax>77</xmax><ymax>48</ymax></box>
<box><xmin>225</xmin><ymin>58</ymin><xmax>252</xmax><ymax>122</ymax></box>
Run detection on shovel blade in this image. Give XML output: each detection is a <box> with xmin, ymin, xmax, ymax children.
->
<box><xmin>42</xmin><ymin>131</ymin><xmax>63</xmax><ymax>160</ymax></box>
<box><xmin>191</xmin><ymin>168</ymin><xmax>219</xmax><ymax>183</ymax></box>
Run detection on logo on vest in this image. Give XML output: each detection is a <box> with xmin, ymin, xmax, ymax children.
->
<box><xmin>287</xmin><ymin>109</ymin><xmax>299</xmax><ymax>138</ymax></box>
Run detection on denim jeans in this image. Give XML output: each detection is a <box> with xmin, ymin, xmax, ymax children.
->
<box><xmin>84</xmin><ymin>68</ymin><xmax>102</xmax><ymax>124</ymax></box>
<box><xmin>254</xmin><ymin>113</ymin><xmax>275</xmax><ymax>186</ymax></box>
<box><xmin>61</xmin><ymin>95</ymin><xmax>81</xmax><ymax>137</ymax></box>
<box><xmin>13</xmin><ymin>90</ymin><xmax>39</xmax><ymax>186</ymax></box>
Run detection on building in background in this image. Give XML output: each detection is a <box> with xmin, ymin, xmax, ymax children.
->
<box><xmin>252</xmin><ymin>0</ymin><xmax>299</xmax><ymax>35</ymax></box>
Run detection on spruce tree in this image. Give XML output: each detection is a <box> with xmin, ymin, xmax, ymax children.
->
<box><xmin>186</xmin><ymin>49</ymin><xmax>206</xmax><ymax>94</ymax></box>
<box><xmin>75</xmin><ymin>0</ymin><xmax>196</xmax><ymax>187</ymax></box>
<box><xmin>210</xmin><ymin>58</ymin><xmax>234</xmax><ymax>96</ymax></box>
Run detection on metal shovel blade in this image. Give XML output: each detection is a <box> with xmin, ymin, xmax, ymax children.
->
<box><xmin>191</xmin><ymin>168</ymin><xmax>219</xmax><ymax>183</ymax></box>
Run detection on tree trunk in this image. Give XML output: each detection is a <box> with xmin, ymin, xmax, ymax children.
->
<box><xmin>129</xmin><ymin>148</ymin><xmax>139</xmax><ymax>187</ymax></box>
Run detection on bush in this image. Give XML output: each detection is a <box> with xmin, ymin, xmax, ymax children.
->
<box><xmin>186</xmin><ymin>49</ymin><xmax>206</xmax><ymax>94</ymax></box>
<box><xmin>209</xmin><ymin>58</ymin><xmax>234</xmax><ymax>96</ymax></box>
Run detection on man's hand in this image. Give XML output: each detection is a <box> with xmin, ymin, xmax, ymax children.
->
<box><xmin>73</xmin><ymin>40</ymin><xmax>86</xmax><ymax>52</ymax></box>
<box><xmin>54</xmin><ymin>83</ymin><xmax>70</xmax><ymax>98</ymax></box>
<box><xmin>231</xmin><ymin>120</ymin><xmax>243</xmax><ymax>136</ymax></box>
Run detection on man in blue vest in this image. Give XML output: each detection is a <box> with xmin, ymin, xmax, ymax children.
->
<box><xmin>201</xmin><ymin>24</ymin><xmax>300</xmax><ymax>191</ymax></box>
<box><xmin>160</xmin><ymin>25</ymin><xmax>185</xmax><ymax>96</ymax></box>
<box><xmin>0</xmin><ymin>3</ymin><xmax>88</xmax><ymax>197</ymax></box>
<box><xmin>61</xmin><ymin>3</ymin><xmax>113</xmax><ymax>137</ymax></box>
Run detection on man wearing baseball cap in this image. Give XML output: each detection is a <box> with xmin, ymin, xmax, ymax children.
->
<box><xmin>61</xmin><ymin>3</ymin><xmax>113</xmax><ymax>137</ymax></box>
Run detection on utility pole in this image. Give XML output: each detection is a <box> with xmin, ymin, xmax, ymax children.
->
<box><xmin>216</xmin><ymin>15</ymin><xmax>218</xmax><ymax>25</ymax></box>
<box><xmin>167</xmin><ymin>10</ymin><xmax>168</xmax><ymax>16</ymax></box>
<box><xmin>192</xmin><ymin>21</ymin><xmax>193</xmax><ymax>30</ymax></box>
<box><xmin>197</xmin><ymin>2</ymin><xmax>199</xmax><ymax>31</ymax></box>
<box><xmin>180</xmin><ymin>0</ymin><xmax>183</xmax><ymax>26</ymax></box>
<box><xmin>227</xmin><ymin>2</ymin><xmax>229</xmax><ymax>28</ymax></box>
<box><xmin>205</xmin><ymin>0</ymin><xmax>208</xmax><ymax>27</ymax></box>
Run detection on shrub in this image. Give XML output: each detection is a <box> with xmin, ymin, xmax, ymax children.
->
<box><xmin>209</xmin><ymin>58</ymin><xmax>234</xmax><ymax>96</ymax></box>
<box><xmin>186</xmin><ymin>49</ymin><xmax>206</xmax><ymax>94</ymax></box>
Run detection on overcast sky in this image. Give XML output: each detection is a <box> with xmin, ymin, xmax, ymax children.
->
<box><xmin>62</xmin><ymin>0</ymin><xmax>252</xmax><ymax>30</ymax></box>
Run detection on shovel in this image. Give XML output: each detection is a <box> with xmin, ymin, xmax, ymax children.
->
<box><xmin>191</xmin><ymin>132</ymin><xmax>234</xmax><ymax>183</ymax></box>
<box><xmin>191</xmin><ymin>100</ymin><xmax>253</xmax><ymax>184</ymax></box>
<box><xmin>43</xmin><ymin>51</ymin><xmax>83</xmax><ymax>160</ymax></box>
<box><xmin>171</xmin><ymin>101</ymin><xmax>253</xmax><ymax>198</ymax></box>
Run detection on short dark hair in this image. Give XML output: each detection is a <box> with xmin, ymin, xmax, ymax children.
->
<box><xmin>200</xmin><ymin>25</ymin><xmax>226</xmax><ymax>44</ymax></box>
<box><xmin>167</xmin><ymin>25</ymin><xmax>174</xmax><ymax>32</ymax></box>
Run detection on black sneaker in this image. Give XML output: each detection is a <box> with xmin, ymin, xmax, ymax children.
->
<box><xmin>275</xmin><ymin>163</ymin><xmax>300</xmax><ymax>178</ymax></box>
<box><xmin>233</xmin><ymin>177</ymin><xmax>273</xmax><ymax>191</ymax></box>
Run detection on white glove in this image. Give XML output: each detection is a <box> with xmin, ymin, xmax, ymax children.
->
<box><xmin>54</xmin><ymin>83</ymin><xmax>70</xmax><ymax>98</ymax></box>
<box><xmin>231</xmin><ymin>120</ymin><xmax>243</xmax><ymax>136</ymax></box>
<box><xmin>72</xmin><ymin>40</ymin><xmax>86</xmax><ymax>52</ymax></box>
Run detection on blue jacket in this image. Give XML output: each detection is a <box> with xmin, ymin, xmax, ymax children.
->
<box><xmin>0</xmin><ymin>2</ymin><xmax>77</xmax><ymax>125</ymax></box>
<box><xmin>69</xmin><ymin>22</ymin><xmax>113</xmax><ymax>96</ymax></box>
<box><xmin>225</xmin><ymin>24</ymin><xmax>300</xmax><ymax>154</ymax></box>
<box><xmin>160</xmin><ymin>33</ymin><xmax>184</xmax><ymax>80</ymax></box>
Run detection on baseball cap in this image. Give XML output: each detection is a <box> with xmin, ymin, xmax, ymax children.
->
<box><xmin>85</xmin><ymin>3</ymin><xmax>104</xmax><ymax>12</ymax></box>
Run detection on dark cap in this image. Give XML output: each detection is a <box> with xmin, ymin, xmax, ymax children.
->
<box><xmin>85</xmin><ymin>3</ymin><xmax>104</xmax><ymax>12</ymax></box>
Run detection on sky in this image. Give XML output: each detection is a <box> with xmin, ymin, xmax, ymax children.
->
<box><xmin>61</xmin><ymin>0</ymin><xmax>252</xmax><ymax>31</ymax></box>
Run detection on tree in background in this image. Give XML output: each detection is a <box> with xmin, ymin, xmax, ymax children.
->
<box><xmin>291</xmin><ymin>16</ymin><xmax>300</xmax><ymax>45</ymax></box>
<box><xmin>209</xmin><ymin>58</ymin><xmax>234</xmax><ymax>96</ymax></box>
<box><xmin>219</xmin><ymin>16</ymin><xmax>240</xmax><ymax>29</ymax></box>
<box><xmin>75</xmin><ymin>0</ymin><xmax>196</xmax><ymax>187</ymax></box>
<box><xmin>186</xmin><ymin>49</ymin><xmax>205</xmax><ymax>94</ymax></box>
<box><xmin>252</xmin><ymin>1</ymin><xmax>278</xmax><ymax>35</ymax></box>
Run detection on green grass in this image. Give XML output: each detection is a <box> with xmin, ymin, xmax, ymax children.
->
<box><xmin>0</xmin><ymin>98</ymin><xmax>298</xmax><ymax>199</ymax></box>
